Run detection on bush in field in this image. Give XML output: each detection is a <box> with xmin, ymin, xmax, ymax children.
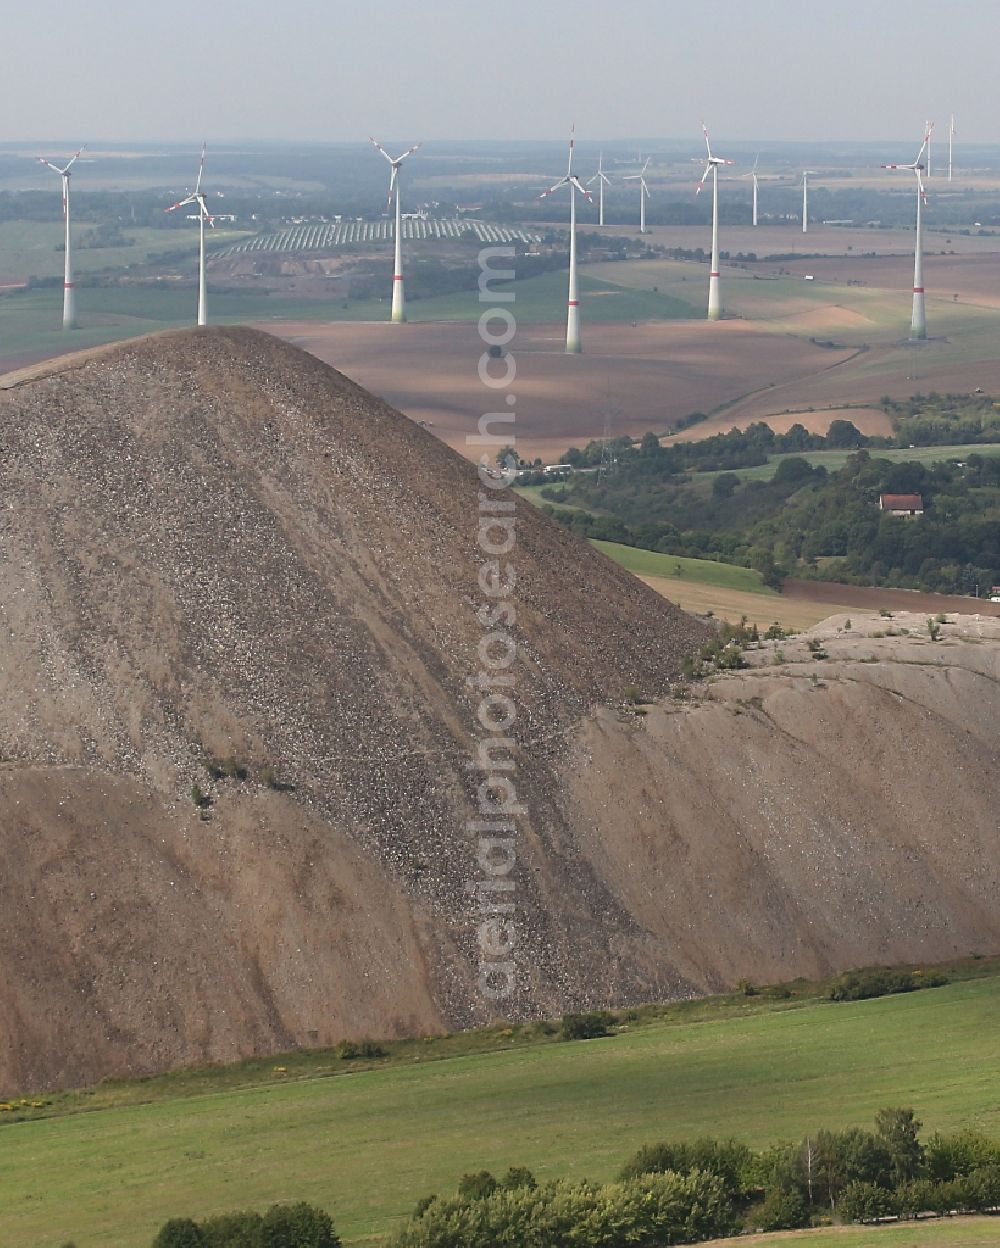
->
<box><xmin>756</xmin><ymin>1186</ymin><xmax>810</xmax><ymax>1231</ymax></box>
<box><xmin>200</xmin><ymin>1212</ymin><xmax>262</xmax><ymax>1247</ymax></box>
<box><xmin>335</xmin><ymin>1038</ymin><xmax>386</xmax><ymax>1060</ymax></box>
<box><xmin>926</xmin><ymin>1128</ymin><xmax>1000</xmax><ymax>1180</ymax></box>
<box><xmin>559</xmin><ymin>1011</ymin><xmax>614</xmax><ymax>1040</ymax></box>
<box><xmin>619</xmin><ymin>1138</ymin><xmax>753</xmax><ymax>1195</ymax></box>
<box><xmin>152</xmin><ymin>1204</ymin><xmax>338</xmax><ymax>1248</ymax></box>
<box><xmin>963</xmin><ymin>1164</ymin><xmax>1000</xmax><ymax>1211</ymax></box>
<box><xmin>827</xmin><ymin>967</ymin><xmax>946</xmax><ymax>1002</ymax></box>
<box><xmin>257</xmin><ymin>1202</ymin><xmax>339</xmax><ymax>1247</ymax></box>
<box><xmin>457</xmin><ymin>1171</ymin><xmax>499</xmax><ymax>1200</ymax></box>
<box><xmin>501</xmin><ymin>1166</ymin><xmax>537</xmax><ymax>1191</ymax></box>
<box><xmin>153</xmin><ymin>1222</ymin><xmax>204</xmax><ymax>1248</ymax></box>
<box><xmin>839</xmin><ymin>1181</ymin><xmax>900</xmax><ymax>1223</ymax></box>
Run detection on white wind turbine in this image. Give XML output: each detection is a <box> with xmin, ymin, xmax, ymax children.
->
<box><xmin>696</xmin><ymin>124</ymin><xmax>733</xmax><ymax>321</ymax></box>
<box><xmin>165</xmin><ymin>144</ymin><xmax>214</xmax><ymax>327</ymax></box>
<box><xmin>623</xmin><ymin>157</ymin><xmax>651</xmax><ymax>233</ymax></box>
<box><xmin>801</xmin><ymin>169</ymin><xmax>818</xmax><ymax>233</ymax></box>
<box><xmin>882</xmin><ymin>126</ymin><xmax>931</xmax><ymax>341</ymax></box>
<box><xmin>586</xmin><ymin>152</ymin><xmax>613</xmax><ymax>226</ymax></box>
<box><xmin>948</xmin><ymin>114</ymin><xmax>956</xmax><ymax>182</ymax></box>
<box><xmin>38</xmin><ymin>145</ymin><xmax>85</xmax><ymax>330</ymax></box>
<box><xmin>925</xmin><ymin>119</ymin><xmax>934</xmax><ymax>177</ymax></box>
<box><xmin>751</xmin><ymin>153</ymin><xmax>760</xmax><ymax>226</ymax></box>
<box><xmin>370</xmin><ymin>137</ymin><xmax>422</xmax><ymax>323</ymax></box>
<box><xmin>539</xmin><ymin>126</ymin><xmax>593</xmax><ymax>354</ymax></box>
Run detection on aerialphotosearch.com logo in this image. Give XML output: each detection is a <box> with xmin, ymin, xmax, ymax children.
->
<box><xmin>467</xmin><ymin>246</ymin><xmax>521</xmax><ymax>1004</ymax></box>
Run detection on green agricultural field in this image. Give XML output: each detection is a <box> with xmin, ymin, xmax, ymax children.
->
<box><xmin>404</xmin><ymin>269</ymin><xmax>698</xmax><ymax>323</ymax></box>
<box><xmin>514</xmin><ymin>483</ymin><xmax>595</xmax><ymax>512</ymax></box>
<box><xmin>0</xmin><ymin>220</ymin><xmax>248</xmax><ymax>280</ymax></box>
<box><xmin>0</xmin><ymin>287</ymin><xmax>396</xmax><ymax>366</ymax></box>
<box><xmin>696</xmin><ymin>443</ymin><xmax>1000</xmax><ymax>484</ymax></box>
<box><xmin>2</xmin><ymin>974</ymin><xmax>997</xmax><ymax>1247</ymax></box>
<box><xmin>591</xmin><ymin>539</ymin><xmax>777</xmax><ymax>594</ymax></box>
<box><xmin>707</xmin><ymin>1218</ymin><xmax>1000</xmax><ymax>1248</ymax></box>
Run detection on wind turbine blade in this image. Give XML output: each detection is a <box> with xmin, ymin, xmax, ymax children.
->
<box><xmin>165</xmin><ymin>194</ymin><xmax>197</xmax><ymax>213</ymax></box>
<box><xmin>752</xmin><ymin>152</ymin><xmax>760</xmax><ymax>172</ymax></box>
<box><xmin>702</xmin><ymin>123</ymin><xmax>713</xmax><ymax>159</ymax></box>
<box><xmin>194</xmin><ymin>142</ymin><xmax>207</xmax><ymax>193</ymax></box>
<box><xmin>696</xmin><ymin>161</ymin><xmax>711</xmax><ymax>193</ymax></box>
<box><xmin>569</xmin><ymin>175</ymin><xmax>593</xmax><ymax>202</ymax></box>
<box><xmin>63</xmin><ymin>145</ymin><xmax>86</xmax><ymax>172</ymax></box>
<box><xmin>369</xmin><ymin>136</ymin><xmax>393</xmax><ymax>162</ymax></box>
<box><xmin>641</xmin><ymin>156</ymin><xmax>651</xmax><ymax>174</ymax></box>
<box><xmin>538</xmin><ymin>176</ymin><xmax>569</xmax><ymax>200</ymax></box>
<box><xmin>39</xmin><ymin>159</ymin><xmax>63</xmax><ymax>174</ymax></box>
<box><xmin>566</xmin><ymin>124</ymin><xmax>576</xmax><ymax>177</ymax></box>
<box><xmin>397</xmin><ymin>143</ymin><xmax>422</xmax><ymax>161</ymax></box>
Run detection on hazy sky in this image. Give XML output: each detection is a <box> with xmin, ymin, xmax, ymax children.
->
<box><xmin>5</xmin><ymin>0</ymin><xmax>993</xmax><ymax>145</ymax></box>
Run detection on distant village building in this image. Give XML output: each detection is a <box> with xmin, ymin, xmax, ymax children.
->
<box><xmin>879</xmin><ymin>492</ymin><xmax>925</xmax><ymax>517</ymax></box>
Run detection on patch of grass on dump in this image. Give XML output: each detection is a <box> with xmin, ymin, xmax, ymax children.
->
<box><xmin>0</xmin><ymin>960</ymin><xmax>997</xmax><ymax>1246</ymax></box>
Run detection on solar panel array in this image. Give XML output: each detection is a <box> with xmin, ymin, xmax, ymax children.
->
<box><xmin>217</xmin><ymin>218</ymin><xmax>543</xmax><ymax>256</ymax></box>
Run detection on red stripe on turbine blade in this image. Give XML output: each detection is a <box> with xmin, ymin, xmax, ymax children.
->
<box><xmin>568</xmin><ymin>300</ymin><xmax>580</xmax><ymax>307</ymax></box>
<box><xmin>64</xmin><ymin>282</ymin><xmax>74</xmax><ymax>288</ymax></box>
<box><xmin>913</xmin><ymin>287</ymin><xmax>925</xmax><ymax>293</ymax></box>
<box><xmin>393</xmin><ymin>275</ymin><xmax>403</xmax><ymax>281</ymax></box>
<box><xmin>710</xmin><ymin>272</ymin><xmax>720</xmax><ymax>278</ymax></box>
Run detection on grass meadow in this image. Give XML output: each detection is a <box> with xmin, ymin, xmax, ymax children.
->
<box><xmin>590</xmin><ymin>540</ymin><xmax>777</xmax><ymax>594</ymax></box>
<box><xmin>706</xmin><ymin>1219</ymin><xmax>1000</xmax><ymax>1248</ymax></box>
<box><xmin>1</xmin><ymin>972</ymin><xmax>997</xmax><ymax>1247</ymax></box>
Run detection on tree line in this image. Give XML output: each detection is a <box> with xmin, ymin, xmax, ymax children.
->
<box><xmin>390</xmin><ymin>1111</ymin><xmax>1000</xmax><ymax>1247</ymax></box>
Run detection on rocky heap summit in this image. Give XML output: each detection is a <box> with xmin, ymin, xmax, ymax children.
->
<box><xmin>1</xmin><ymin>328</ymin><xmax>999</xmax><ymax>1096</ymax></box>
<box><xmin>0</xmin><ymin>327</ymin><xmax>709</xmax><ymax>1092</ymax></box>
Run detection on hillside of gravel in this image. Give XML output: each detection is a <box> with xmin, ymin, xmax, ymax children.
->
<box><xmin>0</xmin><ymin>328</ymin><xmax>996</xmax><ymax>1095</ymax></box>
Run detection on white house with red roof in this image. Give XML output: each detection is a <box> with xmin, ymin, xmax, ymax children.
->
<box><xmin>879</xmin><ymin>492</ymin><xmax>925</xmax><ymax>517</ymax></box>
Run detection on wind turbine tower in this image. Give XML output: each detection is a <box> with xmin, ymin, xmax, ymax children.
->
<box><xmin>540</xmin><ymin>126</ymin><xmax>593</xmax><ymax>353</ymax></box>
<box><xmin>38</xmin><ymin>146</ymin><xmax>85</xmax><ymax>330</ymax></box>
<box><xmin>370</xmin><ymin>137</ymin><xmax>422</xmax><ymax>323</ymax></box>
<box><xmin>624</xmin><ymin>157</ymin><xmax>651</xmax><ymax>233</ymax></box>
<box><xmin>696</xmin><ymin>124</ymin><xmax>733</xmax><ymax>321</ymax></box>
<box><xmin>801</xmin><ymin>170</ymin><xmax>817</xmax><ymax>233</ymax></box>
<box><xmin>882</xmin><ymin>126</ymin><xmax>932</xmax><ymax>341</ymax></box>
<box><xmin>587</xmin><ymin>153</ymin><xmax>613</xmax><ymax>227</ymax></box>
<box><xmin>165</xmin><ymin>144</ymin><xmax>215</xmax><ymax>327</ymax></box>
<box><xmin>751</xmin><ymin>154</ymin><xmax>760</xmax><ymax>226</ymax></box>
